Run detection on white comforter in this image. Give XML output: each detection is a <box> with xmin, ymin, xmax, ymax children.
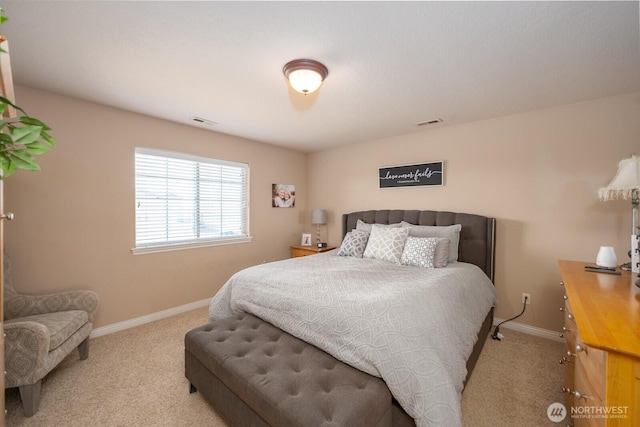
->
<box><xmin>208</xmin><ymin>252</ymin><xmax>497</xmax><ymax>427</ymax></box>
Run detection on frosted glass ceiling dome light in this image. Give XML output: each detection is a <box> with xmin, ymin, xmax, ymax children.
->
<box><xmin>283</xmin><ymin>59</ymin><xmax>328</xmax><ymax>95</ymax></box>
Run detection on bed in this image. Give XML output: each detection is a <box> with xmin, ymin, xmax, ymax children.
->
<box><xmin>208</xmin><ymin>209</ymin><xmax>497</xmax><ymax>427</ymax></box>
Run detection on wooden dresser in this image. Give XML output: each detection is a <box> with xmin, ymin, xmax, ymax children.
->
<box><xmin>558</xmin><ymin>260</ymin><xmax>640</xmax><ymax>427</ymax></box>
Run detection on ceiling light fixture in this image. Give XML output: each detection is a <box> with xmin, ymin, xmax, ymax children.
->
<box><xmin>283</xmin><ymin>59</ymin><xmax>328</xmax><ymax>95</ymax></box>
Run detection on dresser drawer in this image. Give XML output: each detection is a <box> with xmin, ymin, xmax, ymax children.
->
<box><xmin>577</xmin><ymin>345</ymin><xmax>605</xmax><ymax>400</ymax></box>
<box><xmin>569</xmin><ymin>335</ymin><xmax>606</xmax><ymax>427</ymax></box>
<box><xmin>564</xmin><ymin>364</ymin><xmax>575</xmax><ymax>411</ymax></box>
<box><xmin>564</xmin><ymin>299</ymin><xmax>577</xmax><ymax>350</ymax></box>
<box><xmin>572</xmin><ymin>355</ymin><xmax>605</xmax><ymax>427</ymax></box>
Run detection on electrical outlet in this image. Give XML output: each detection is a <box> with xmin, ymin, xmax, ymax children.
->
<box><xmin>522</xmin><ymin>293</ymin><xmax>531</xmax><ymax>304</ymax></box>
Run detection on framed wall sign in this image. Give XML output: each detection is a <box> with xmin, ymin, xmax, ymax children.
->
<box><xmin>378</xmin><ymin>161</ymin><xmax>444</xmax><ymax>188</ymax></box>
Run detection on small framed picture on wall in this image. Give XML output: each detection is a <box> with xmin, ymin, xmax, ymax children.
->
<box><xmin>301</xmin><ymin>233</ymin><xmax>312</xmax><ymax>246</ymax></box>
<box><xmin>272</xmin><ymin>184</ymin><xmax>296</xmax><ymax>207</ymax></box>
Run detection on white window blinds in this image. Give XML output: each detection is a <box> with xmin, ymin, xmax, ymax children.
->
<box><xmin>134</xmin><ymin>148</ymin><xmax>250</xmax><ymax>253</ymax></box>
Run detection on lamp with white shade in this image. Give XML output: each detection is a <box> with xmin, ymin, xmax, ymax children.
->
<box><xmin>311</xmin><ymin>209</ymin><xmax>327</xmax><ymax>247</ymax></box>
<box><xmin>599</xmin><ymin>154</ymin><xmax>640</xmax><ymax>285</ymax></box>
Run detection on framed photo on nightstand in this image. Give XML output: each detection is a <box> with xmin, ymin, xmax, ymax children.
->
<box><xmin>301</xmin><ymin>233</ymin><xmax>312</xmax><ymax>246</ymax></box>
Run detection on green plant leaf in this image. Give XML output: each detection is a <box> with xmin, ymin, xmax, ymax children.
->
<box><xmin>25</xmin><ymin>141</ymin><xmax>51</xmax><ymax>155</ymax></box>
<box><xmin>1</xmin><ymin>160</ymin><xmax>18</xmax><ymax>179</ymax></box>
<box><xmin>9</xmin><ymin>151</ymin><xmax>40</xmax><ymax>171</ymax></box>
<box><xmin>40</xmin><ymin>131</ymin><xmax>56</xmax><ymax>147</ymax></box>
<box><xmin>0</xmin><ymin>133</ymin><xmax>13</xmax><ymax>144</ymax></box>
<box><xmin>11</xmin><ymin>124</ymin><xmax>43</xmax><ymax>145</ymax></box>
<box><xmin>19</xmin><ymin>116</ymin><xmax>52</xmax><ymax>131</ymax></box>
<box><xmin>10</xmin><ymin>149</ymin><xmax>35</xmax><ymax>162</ymax></box>
<box><xmin>0</xmin><ymin>96</ymin><xmax>26</xmax><ymax>115</ymax></box>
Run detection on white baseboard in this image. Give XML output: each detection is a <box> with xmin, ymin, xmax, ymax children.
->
<box><xmin>90</xmin><ymin>298</ymin><xmax>210</xmax><ymax>338</ymax></box>
<box><xmin>493</xmin><ymin>317</ymin><xmax>564</xmax><ymax>343</ymax></box>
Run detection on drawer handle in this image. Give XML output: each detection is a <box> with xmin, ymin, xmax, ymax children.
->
<box><xmin>567</xmin><ymin>313</ymin><xmax>574</xmax><ymax>321</ymax></box>
<box><xmin>566</xmin><ymin>351</ymin><xmax>576</xmax><ymax>358</ymax></box>
<box><xmin>562</xmin><ymin>326</ymin><xmax>571</xmax><ymax>332</ymax></box>
<box><xmin>559</xmin><ymin>357</ymin><xmax>572</xmax><ymax>365</ymax></box>
<box><xmin>575</xmin><ymin>344</ymin><xmax>587</xmax><ymax>354</ymax></box>
<box><xmin>559</xmin><ymin>307</ymin><xmax>564</xmax><ymax>312</ymax></box>
<box><xmin>560</xmin><ymin>281</ymin><xmax>564</xmax><ymax>287</ymax></box>
<box><xmin>573</xmin><ymin>390</ymin><xmax>589</xmax><ymax>400</ymax></box>
<box><xmin>563</xmin><ymin>295</ymin><xmax>568</xmax><ymax>300</ymax></box>
<box><xmin>562</xmin><ymin>387</ymin><xmax>589</xmax><ymax>400</ymax></box>
<box><xmin>559</xmin><ymin>333</ymin><xmax>564</xmax><ymax>338</ymax></box>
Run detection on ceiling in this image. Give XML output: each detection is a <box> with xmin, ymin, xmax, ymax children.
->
<box><xmin>2</xmin><ymin>1</ymin><xmax>639</xmax><ymax>152</ymax></box>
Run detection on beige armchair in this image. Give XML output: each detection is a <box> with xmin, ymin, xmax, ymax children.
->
<box><xmin>3</xmin><ymin>255</ymin><xmax>99</xmax><ymax>417</ymax></box>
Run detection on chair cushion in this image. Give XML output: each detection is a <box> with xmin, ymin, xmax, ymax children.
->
<box><xmin>6</xmin><ymin>310</ymin><xmax>89</xmax><ymax>351</ymax></box>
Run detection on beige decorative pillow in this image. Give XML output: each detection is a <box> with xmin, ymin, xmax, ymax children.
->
<box><xmin>362</xmin><ymin>225</ymin><xmax>409</xmax><ymax>264</ymax></box>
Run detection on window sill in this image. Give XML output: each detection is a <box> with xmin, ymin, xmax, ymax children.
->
<box><xmin>131</xmin><ymin>236</ymin><xmax>253</xmax><ymax>255</ymax></box>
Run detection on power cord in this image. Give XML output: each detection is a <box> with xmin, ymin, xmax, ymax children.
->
<box><xmin>491</xmin><ymin>295</ymin><xmax>528</xmax><ymax>340</ymax></box>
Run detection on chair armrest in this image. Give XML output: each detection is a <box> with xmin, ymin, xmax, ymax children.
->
<box><xmin>4</xmin><ymin>321</ymin><xmax>50</xmax><ymax>387</ymax></box>
<box><xmin>4</xmin><ymin>290</ymin><xmax>99</xmax><ymax>321</ymax></box>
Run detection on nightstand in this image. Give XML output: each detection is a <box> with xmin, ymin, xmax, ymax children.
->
<box><xmin>290</xmin><ymin>245</ymin><xmax>336</xmax><ymax>258</ymax></box>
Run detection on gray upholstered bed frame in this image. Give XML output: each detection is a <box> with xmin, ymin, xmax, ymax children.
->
<box><xmin>342</xmin><ymin>209</ymin><xmax>496</xmax><ymax>427</ymax></box>
<box><xmin>343</xmin><ymin>209</ymin><xmax>496</xmax><ymax>282</ymax></box>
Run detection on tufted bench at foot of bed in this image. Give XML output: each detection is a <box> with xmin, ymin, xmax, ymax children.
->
<box><xmin>185</xmin><ymin>313</ymin><xmax>392</xmax><ymax>427</ymax></box>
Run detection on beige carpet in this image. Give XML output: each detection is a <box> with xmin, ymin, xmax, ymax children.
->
<box><xmin>5</xmin><ymin>307</ymin><xmax>565</xmax><ymax>426</ymax></box>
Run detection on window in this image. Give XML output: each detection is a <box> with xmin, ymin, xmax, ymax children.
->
<box><xmin>133</xmin><ymin>148</ymin><xmax>251</xmax><ymax>254</ymax></box>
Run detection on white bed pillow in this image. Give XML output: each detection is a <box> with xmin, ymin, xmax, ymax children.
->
<box><xmin>337</xmin><ymin>230</ymin><xmax>370</xmax><ymax>258</ymax></box>
<box><xmin>400</xmin><ymin>236</ymin><xmax>440</xmax><ymax>268</ymax></box>
<box><xmin>362</xmin><ymin>225</ymin><xmax>409</xmax><ymax>264</ymax></box>
<box><xmin>400</xmin><ymin>222</ymin><xmax>462</xmax><ymax>262</ymax></box>
<box><xmin>355</xmin><ymin>219</ymin><xmax>402</xmax><ymax>234</ymax></box>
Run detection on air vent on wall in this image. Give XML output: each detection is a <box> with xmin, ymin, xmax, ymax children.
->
<box><xmin>415</xmin><ymin>118</ymin><xmax>443</xmax><ymax>127</ymax></box>
<box><xmin>190</xmin><ymin>116</ymin><xmax>217</xmax><ymax>126</ymax></box>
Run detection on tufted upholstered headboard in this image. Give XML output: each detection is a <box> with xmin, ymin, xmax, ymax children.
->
<box><xmin>342</xmin><ymin>210</ymin><xmax>496</xmax><ymax>283</ymax></box>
